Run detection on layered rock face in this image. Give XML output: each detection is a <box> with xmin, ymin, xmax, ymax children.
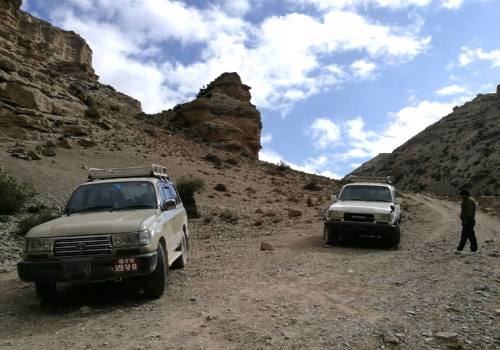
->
<box><xmin>0</xmin><ymin>1</ymin><xmax>263</xmax><ymax>160</ymax></box>
<box><xmin>153</xmin><ymin>73</ymin><xmax>262</xmax><ymax>158</ymax></box>
<box><xmin>0</xmin><ymin>0</ymin><xmax>141</xmax><ymax>151</ymax></box>
<box><xmin>350</xmin><ymin>89</ymin><xmax>500</xmax><ymax>197</ymax></box>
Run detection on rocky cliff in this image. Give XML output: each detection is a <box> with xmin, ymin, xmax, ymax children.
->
<box><xmin>350</xmin><ymin>88</ymin><xmax>500</xmax><ymax>197</ymax></box>
<box><xmin>0</xmin><ymin>0</ymin><xmax>262</xmax><ymax>160</ymax></box>
<box><xmin>0</xmin><ymin>0</ymin><xmax>143</xmax><ymax>155</ymax></box>
<box><xmin>149</xmin><ymin>73</ymin><xmax>262</xmax><ymax>158</ymax></box>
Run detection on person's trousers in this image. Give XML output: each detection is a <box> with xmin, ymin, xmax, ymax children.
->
<box><xmin>457</xmin><ymin>220</ymin><xmax>478</xmax><ymax>252</ymax></box>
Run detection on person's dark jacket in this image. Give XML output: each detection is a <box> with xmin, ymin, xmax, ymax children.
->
<box><xmin>460</xmin><ymin>197</ymin><xmax>477</xmax><ymax>224</ymax></box>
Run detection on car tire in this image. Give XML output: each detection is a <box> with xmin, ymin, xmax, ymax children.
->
<box><xmin>35</xmin><ymin>282</ymin><xmax>57</xmax><ymax>303</ymax></box>
<box><xmin>323</xmin><ymin>225</ymin><xmax>339</xmax><ymax>246</ymax></box>
<box><xmin>386</xmin><ymin>225</ymin><xmax>401</xmax><ymax>248</ymax></box>
<box><xmin>172</xmin><ymin>232</ymin><xmax>188</xmax><ymax>269</ymax></box>
<box><xmin>143</xmin><ymin>243</ymin><xmax>167</xmax><ymax>298</ymax></box>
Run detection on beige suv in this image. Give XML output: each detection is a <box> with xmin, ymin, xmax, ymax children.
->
<box><xmin>17</xmin><ymin>165</ymin><xmax>188</xmax><ymax>302</ymax></box>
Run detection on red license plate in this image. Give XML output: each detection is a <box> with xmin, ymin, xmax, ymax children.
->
<box><xmin>113</xmin><ymin>258</ymin><xmax>139</xmax><ymax>272</ymax></box>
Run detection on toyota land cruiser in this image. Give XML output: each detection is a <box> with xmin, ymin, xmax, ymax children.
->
<box><xmin>17</xmin><ymin>165</ymin><xmax>188</xmax><ymax>302</ymax></box>
<box><xmin>324</xmin><ymin>176</ymin><xmax>401</xmax><ymax>247</ymax></box>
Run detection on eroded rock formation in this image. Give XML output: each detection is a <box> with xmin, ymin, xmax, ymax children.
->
<box><xmin>0</xmin><ymin>0</ymin><xmax>263</xmax><ymax>160</ymax></box>
<box><xmin>0</xmin><ymin>0</ymin><xmax>139</xmax><ymax>149</ymax></box>
<box><xmin>152</xmin><ymin>73</ymin><xmax>262</xmax><ymax>158</ymax></box>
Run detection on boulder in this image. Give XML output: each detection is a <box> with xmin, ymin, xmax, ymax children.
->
<box><xmin>287</xmin><ymin>208</ymin><xmax>303</xmax><ymax>218</ymax></box>
<box><xmin>77</xmin><ymin>137</ymin><xmax>97</xmax><ymax>148</ymax></box>
<box><xmin>0</xmin><ymin>82</ymin><xmax>52</xmax><ymax>113</ymax></box>
<box><xmin>260</xmin><ymin>242</ymin><xmax>274</xmax><ymax>251</ymax></box>
<box><xmin>27</xmin><ymin>150</ymin><xmax>41</xmax><ymax>160</ymax></box>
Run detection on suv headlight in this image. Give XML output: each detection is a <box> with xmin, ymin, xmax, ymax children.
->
<box><xmin>375</xmin><ymin>213</ymin><xmax>391</xmax><ymax>222</ymax></box>
<box><xmin>327</xmin><ymin>210</ymin><xmax>344</xmax><ymax>219</ymax></box>
<box><xmin>25</xmin><ymin>238</ymin><xmax>53</xmax><ymax>252</ymax></box>
<box><xmin>112</xmin><ymin>229</ymin><xmax>151</xmax><ymax>247</ymax></box>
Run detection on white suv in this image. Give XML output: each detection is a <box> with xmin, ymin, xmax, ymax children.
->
<box><xmin>17</xmin><ymin>165</ymin><xmax>188</xmax><ymax>302</ymax></box>
<box><xmin>324</xmin><ymin>176</ymin><xmax>401</xmax><ymax>247</ymax></box>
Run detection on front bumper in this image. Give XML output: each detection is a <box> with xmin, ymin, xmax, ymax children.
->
<box><xmin>325</xmin><ymin>220</ymin><xmax>398</xmax><ymax>237</ymax></box>
<box><xmin>17</xmin><ymin>251</ymin><xmax>158</xmax><ymax>283</ymax></box>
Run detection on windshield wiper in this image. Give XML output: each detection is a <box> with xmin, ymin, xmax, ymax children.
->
<box><xmin>67</xmin><ymin>205</ymin><xmax>114</xmax><ymax>215</ymax></box>
<box><xmin>112</xmin><ymin>205</ymin><xmax>155</xmax><ymax>211</ymax></box>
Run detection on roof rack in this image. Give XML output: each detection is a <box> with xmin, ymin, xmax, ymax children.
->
<box><xmin>347</xmin><ymin>175</ymin><xmax>392</xmax><ymax>184</ymax></box>
<box><xmin>88</xmin><ymin>164</ymin><xmax>169</xmax><ymax>181</ymax></box>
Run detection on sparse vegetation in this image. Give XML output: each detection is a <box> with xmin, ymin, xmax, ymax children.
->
<box><xmin>84</xmin><ymin>95</ymin><xmax>101</xmax><ymax>119</ymax></box>
<box><xmin>196</xmin><ymin>85</ymin><xmax>208</xmax><ymax>98</ymax></box>
<box><xmin>203</xmin><ymin>153</ymin><xmax>222</xmax><ymax>167</ymax></box>
<box><xmin>0</xmin><ymin>172</ymin><xmax>35</xmax><ymax>215</ymax></box>
<box><xmin>17</xmin><ymin>210</ymin><xmax>57</xmax><ymax>236</ymax></box>
<box><xmin>219</xmin><ymin>209</ymin><xmax>238</xmax><ymax>224</ymax></box>
<box><xmin>303</xmin><ymin>178</ymin><xmax>322</xmax><ymax>191</ymax></box>
<box><xmin>276</xmin><ymin>160</ymin><xmax>290</xmax><ymax>172</ymax></box>
<box><xmin>176</xmin><ymin>176</ymin><xmax>205</xmax><ymax>218</ymax></box>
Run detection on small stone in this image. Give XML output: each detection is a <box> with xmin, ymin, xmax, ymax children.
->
<box><xmin>41</xmin><ymin>148</ymin><xmax>56</xmax><ymax>157</ymax></box>
<box><xmin>287</xmin><ymin>208</ymin><xmax>303</xmax><ymax>218</ymax></box>
<box><xmin>261</xmin><ymin>242</ymin><xmax>274</xmax><ymax>251</ymax></box>
<box><xmin>77</xmin><ymin>137</ymin><xmax>97</xmax><ymax>148</ymax></box>
<box><xmin>27</xmin><ymin>150</ymin><xmax>41</xmax><ymax>160</ymax></box>
<box><xmin>252</xmin><ymin>219</ymin><xmax>263</xmax><ymax>226</ymax></box>
<box><xmin>214</xmin><ymin>183</ymin><xmax>227</xmax><ymax>192</ymax></box>
<box><xmin>384</xmin><ymin>334</ymin><xmax>399</xmax><ymax>345</ymax></box>
<box><xmin>79</xmin><ymin>305</ymin><xmax>92</xmax><ymax>314</ymax></box>
<box><xmin>58</xmin><ymin>138</ymin><xmax>73</xmax><ymax>149</ymax></box>
<box><xmin>11</xmin><ymin>152</ymin><xmax>30</xmax><ymax>161</ymax></box>
<box><xmin>435</xmin><ymin>332</ymin><xmax>458</xmax><ymax>341</ymax></box>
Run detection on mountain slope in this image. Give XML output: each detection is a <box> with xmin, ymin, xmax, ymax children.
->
<box><xmin>351</xmin><ymin>89</ymin><xmax>500</xmax><ymax>197</ymax></box>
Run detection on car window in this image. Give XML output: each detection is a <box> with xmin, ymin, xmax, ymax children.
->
<box><xmin>66</xmin><ymin>181</ymin><xmax>157</xmax><ymax>213</ymax></box>
<box><xmin>339</xmin><ymin>185</ymin><xmax>392</xmax><ymax>202</ymax></box>
<box><xmin>157</xmin><ymin>182</ymin><xmax>168</xmax><ymax>205</ymax></box>
<box><xmin>167</xmin><ymin>184</ymin><xmax>181</xmax><ymax>204</ymax></box>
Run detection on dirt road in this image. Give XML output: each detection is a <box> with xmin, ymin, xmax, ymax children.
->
<box><xmin>0</xmin><ymin>194</ymin><xmax>498</xmax><ymax>350</ymax></box>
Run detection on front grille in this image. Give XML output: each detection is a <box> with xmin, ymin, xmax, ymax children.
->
<box><xmin>54</xmin><ymin>235</ymin><xmax>112</xmax><ymax>257</ymax></box>
<box><xmin>344</xmin><ymin>213</ymin><xmax>374</xmax><ymax>223</ymax></box>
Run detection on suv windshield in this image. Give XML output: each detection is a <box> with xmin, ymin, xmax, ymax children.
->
<box><xmin>339</xmin><ymin>185</ymin><xmax>393</xmax><ymax>203</ymax></box>
<box><xmin>66</xmin><ymin>181</ymin><xmax>157</xmax><ymax>214</ymax></box>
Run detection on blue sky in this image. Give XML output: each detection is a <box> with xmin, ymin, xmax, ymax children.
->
<box><xmin>23</xmin><ymin>0</ymin><xmax>500</xmax><ymax>178</ymax></box>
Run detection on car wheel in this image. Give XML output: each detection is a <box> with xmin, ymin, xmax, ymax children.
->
<box><xmin>386</xmin><ymin>225</ymin><xmax>401</xmax><ymax>248</ymax></box>
<box><xmin>172</xmin><ymin>232</ymin><xmax>188</xmax><ymax>269</ymax></box>
<box><xmin>143</xmin><ymin>243</ymin><xmax>168</xmax><ymax>298</ymax></box>
<box><xmin>35</xmin><ymin>282</ymin><xmax>57</xmax><ymax>303</ymax></box>
<box><xmin>323</xmin><ymin>225</ymin><xmax>339</xmax><ymax>246</ymax></box>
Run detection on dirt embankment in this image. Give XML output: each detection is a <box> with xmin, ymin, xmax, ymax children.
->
<box><xmin>0</xmin><ymin>193</ymin><xmax>498</xmax><ymax>350</ymax></box>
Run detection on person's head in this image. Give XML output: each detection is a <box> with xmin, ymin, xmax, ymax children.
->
<box><xmin>460</xmin><ymin>189</ymin><xmax>470</xmax><ymax>199</ymax></box>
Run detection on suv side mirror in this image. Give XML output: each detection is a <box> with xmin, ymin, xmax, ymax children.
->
<box><xmin>161</xmin><ymin>199</ymin><xmax>176</xmax><ymax>211</ymax></box>
<box><xmin>330</xmin><ymin>194</ymin><xmax>337</xmax><ymax>202</ymax></box>
<box><xmin>50</xmin><ymin>206</ymin><xmax>63</xmax><ymax>217</ymax></box>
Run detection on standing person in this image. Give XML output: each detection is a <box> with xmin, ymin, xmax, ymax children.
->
<box><xmin>455</xmin><ymin>189</ymin><xmax>478</xmax><ymax>254</ymax></box>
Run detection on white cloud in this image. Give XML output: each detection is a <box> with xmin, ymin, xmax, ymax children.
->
<box><xmin>291</xmin><ymin>0</ymin><xmax>433</xmax><ymax>10</ymax></box>
<box><xmin>441</xmin><ymin>0</ymin><xmax>464</xmax><ymax>9</ymax></box>
<box><xmin>45</xmin><ymin>1</ymin><xmax>430</xmax><ymax>113</ymax></box>
<box><xmin>435</xmin><ymin>84</ymin><xmax>467</xmax><ymax>96</ymax></box>
<box><xmin>221</xmin><ymin>0</ymin><xmax>252</xmax><ymax>15</ymax></box>
<box><xmin>291</xmin><ymin>0</ymin><xmax>480</xmax><ymax>10</ymax></box>
<box><xmin>261</xmin><ymin>133</ymin><xmax>273</xmax><ymax>144</ymax></box>
<box><xmin>458</xmin><ymin>47</ymin><xmax>500</xmax><ymax>68</ymax></box>
<box><xmin>258</xmin><ymin>148</ymin><xmax>341</xmax><ymax>179</ymax></box>
<box><xmin>309</xmin><ymin>118</ymin><xmax>341</xmax><ymax>149</ymax></box>
<box><xmin>351</xmin><ymin>59</ymin><xmax>377</xmax><ymax>78</ymax></box>
<box><xmin>342</xmin><ymin>98</ymin><xmax>469</xmax><ymax>158</ymax></box>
